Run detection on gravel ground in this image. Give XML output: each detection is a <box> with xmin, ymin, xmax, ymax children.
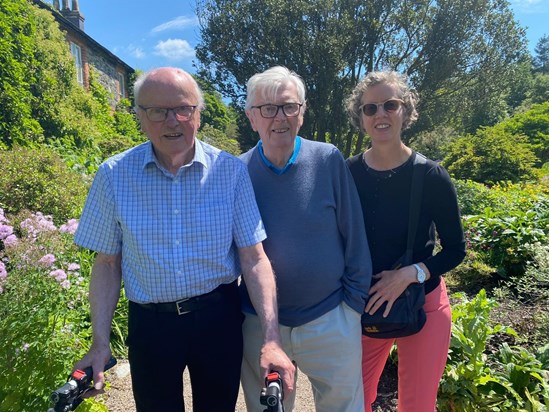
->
<box><xmin>103</xmin><ymin>359</ymin><xmax>397</xmax><ymax>411</ymax></box>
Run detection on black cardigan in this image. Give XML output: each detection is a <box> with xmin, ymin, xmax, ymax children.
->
<box><xmin>347</xmin><ymin>151</ymin><xmax>466</xmax><ymax>294</ymax></box>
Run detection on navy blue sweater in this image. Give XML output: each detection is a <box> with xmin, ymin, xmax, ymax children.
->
<box><xmin>240</xmin><ymin>138</ymin><xmax>372</xmax><ymax>327</ymax></box>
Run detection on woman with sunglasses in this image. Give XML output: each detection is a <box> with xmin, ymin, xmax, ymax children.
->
<box><xmin>345</xmin><ymin>71</ymin><xmax>466</xmax><ymax>411</ymax></box>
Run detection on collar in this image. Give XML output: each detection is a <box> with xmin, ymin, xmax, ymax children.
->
<box><xmin>258</xmin><ymin>136</ymin><xmax>301</xmax><ymax>175</ymax></box>
<box><xmin>142</xmin><ymin>139</ymin><xmax>208</xmax><ymax>172</ymax></box>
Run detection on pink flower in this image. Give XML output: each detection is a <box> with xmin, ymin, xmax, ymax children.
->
<box><xmin>67</xmin><ymin>263</ymin><xmax>80</xmax><ymax>272</ymax></box>
<box><xmin>0</xmin><ymin>224</ymin><xmax>13</xmax><ymax>240</ymax></box>
<box><xmin>59</xmin><ymin>219</ymin><xmax>79</xmax><ymax>235</ymax></box>
<box><xmin>38</xmin><ymin>254</ymin><xmax>56</xmax><ymax>267</ymax></box>
<box><xmin>21</xmin><ymin>213</ymin><xmax>56</xmax><ymax>238</ymax></box>
<box><xmin>3</xmin><ymin>234</ymin><xmax>18</xmax><ymax>247</ymax></box>
<box><xmin>0</xmin><ymin>261</ymin><xmax>7</xmax><ymax>280</ymax></box>
<box><xmin>49</xmin><ymin>269</ymin><xmax>67</xmax><ymax>282</ymax></box>
<box><xmin>60</xmin><ymin>280</ymin><xmax>70</xmax><ymax>289</ymax></box>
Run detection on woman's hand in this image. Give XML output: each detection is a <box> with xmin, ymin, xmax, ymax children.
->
<box><xmin>365</xmin><ymin>265</ymin><xmax>417</xmax><ymax>317</ymax></box>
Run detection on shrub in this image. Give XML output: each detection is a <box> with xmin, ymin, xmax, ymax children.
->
<box><xmin>0</xmin><ymin>145</ymin><xmax>88</xmax><ymax>225</ymax></box>
<box><xmin>443</xmin><ymin>127</ymin><xmax>538</xmax><ymax>184</ymax></box>
<box><xmin>439</xmin><ymin>290</ymin><xmax>549</xmax><ymax>411</ymax></box>
<box><xmin>463</xmin><ymin>200</ymin><xmax>549</xmax><ymax>278</ymax></box>
<box><xmin>409</xmin><ymin>126</ymin><xmax>459</xmax><ymax>162</ymax></box>
<box><xmin>199</xmin><ymin>124</ymin><xmax>242</xmax><ymax>156</ymax></box>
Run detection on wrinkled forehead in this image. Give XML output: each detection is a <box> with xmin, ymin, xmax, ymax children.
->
<box><xmin>139</xmin><ymin>75</ymin><xmax>198</xmax><ymax>106</ymax></box>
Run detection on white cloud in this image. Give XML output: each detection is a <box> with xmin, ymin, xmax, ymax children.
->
<box><xmin>151</xmin><ymin>16</ymin><xmax>199</xmax><ymax>34</ymax></box>
<box><xmin>128</xmin><ymin>45</ymin><xmax>146</xmax><ymax>59</ymax></box>
<box><xmin>510</xmin><ymin>0</ymin><xmax>547</xmax><ymax>13</ymax></box>
<box><xmin>154</xmin><ymin>39</ymin><xmax>195</xmax><ymax>61</ymax></box>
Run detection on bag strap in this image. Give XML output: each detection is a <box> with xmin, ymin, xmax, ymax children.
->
<box><xmin>403</xmin><ymin>152</ymin><xmax>427</xmax><ymax>265</ymax></box>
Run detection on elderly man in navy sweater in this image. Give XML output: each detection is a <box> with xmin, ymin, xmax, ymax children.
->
<box><xmin>239</xmin><ymin>66</ymin><xmax>372</xmax><ymax>412</ymax></box>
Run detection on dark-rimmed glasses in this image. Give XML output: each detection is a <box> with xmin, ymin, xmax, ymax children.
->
<box><xmin>251</xmin><ymin>103</ymin><xmax>303</xmax><ymax>118</ymax></box>
<box><xmin>138</xmin><ymin>105</ymin><xmax>197</xmax><ymax>122</ymax></box>
<box><xmin>359</xmin><ymin>99</ymin><xmax>404</xmax><ymax>117</ymax></box>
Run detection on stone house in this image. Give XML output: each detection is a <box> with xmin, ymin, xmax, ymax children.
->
<box><xmin>33</xmin><ymin>0</ymin><xmax>134</xmax><ymax>105</ymax></box>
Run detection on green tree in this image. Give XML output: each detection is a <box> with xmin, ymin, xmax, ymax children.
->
<box><xmin>442</xmin><ymin>127</ymin><xmax>537</xmax><ymax>184</ymax></box>
<box><xmin>195</xmin><ymin>0</ymin><xmax>527</xmax><ymax>155</ymax></box>
<box><xmin>495</xmin><ymin>102</ymin><xmax>549</xmax><ymax>165</ymax></box>
<box><xmin>533</xmin><ymin>34</ymin><xmax>549</xmax><ymax>74</ymax></box>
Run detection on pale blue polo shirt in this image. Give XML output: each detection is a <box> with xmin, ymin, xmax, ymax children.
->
<box><xmin>75</xmin><ymin>139</ymin><xmax>266</xmax><ymax>303</ymax></box>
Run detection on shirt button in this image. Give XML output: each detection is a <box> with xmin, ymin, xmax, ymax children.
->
<box><xmin>175</xmin><ymin>240</ymin><xmax>181</xmax><ymax>245</ymax></box>
<box><xmin>174</xmin><ymin>209</ymin><xmax>180</xmax><ymax>214</ymax></box>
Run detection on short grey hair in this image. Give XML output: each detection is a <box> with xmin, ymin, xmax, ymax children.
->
<box><xmin>133</xmin><ymin>67</ymin><xmax>205</xmax><ymax>111</ymax></box>
<box><xmin>245</xmin><ymin>66</ymin><xmax>307</xmax><ymax>111</ymax></box>
<box><xmin>345</xmin><ymin>71</ymin><xmax>418</xmax><ymax>131</ymax></box>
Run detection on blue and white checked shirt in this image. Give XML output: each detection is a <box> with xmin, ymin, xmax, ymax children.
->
<box><xmin>75</xmin><ymin>139</ymin><xmax>267</xmax><ymax>303</ymax></box>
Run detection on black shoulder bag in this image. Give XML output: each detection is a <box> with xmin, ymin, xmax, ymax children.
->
<box><xmin>361</xmin><ymin>153</ymin><xmax>428</xmax><ymax>339</ymax></box>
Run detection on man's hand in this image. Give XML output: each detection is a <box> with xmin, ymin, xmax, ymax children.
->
<box><xmin>72</xmin><ymin>344</ymin><xmax>112</xmax><ymax>398</ymax></box>
<box><xmin>260</xmin><ymin>340</ymin><xmax>296</xmax><ymax>397</ymax></box>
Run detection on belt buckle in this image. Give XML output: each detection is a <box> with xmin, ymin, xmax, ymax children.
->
<box><xmin>176</xmin><ymin>298</ymin><xmax>191</xmax><ymax>315</ymax></box>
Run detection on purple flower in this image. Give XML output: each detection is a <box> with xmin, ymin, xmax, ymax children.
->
<box><xmin>60</xmin><ymin>280</ymin><xmax>70</xmax><ymax>289</ymax></box>
<box><xmin>21</xmin><ymin>213</ymin><xmax>56</xmax><ymax>238</ymax></box>
<box><xmin>49</xmin><ymin>269</ymin><xmax>67</xmax><ymax>282</ymax></box>
<box><xmin>3</xmin><ymin>234</ymin><xmax>18</xmax><ymax>247</ymax></box>
<box><xmin>0</xmin><ymin>261</ymin><xmax>7</xmax><ymax>280</ymax></box>
<box><xmin>67</xmin><ymin>263</ymin><xmax>80</xmax><ymax>272</ymax></box>
<box><xmin>59</xmin><ymin>219</ymin><xmax>79</xmax><ymax>235</ymax></box>
<box><xmin>38</xmin><ymin>254</ymin><xmax>56</xmax><ymax>267</ymax></box>
<box><xmin>22</xmin><ymin>343</ymin><xmax>30</xmax><ymax>352</ymax></box>
<box><xmin>0</xmin><ymin>224</ymin><xmax>14</xmax><ymax>240</ymax></box>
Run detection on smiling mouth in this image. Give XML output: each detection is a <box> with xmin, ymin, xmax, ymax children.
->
<box><xmin>375</xmin><ymin>124</ymin><xmax>390</xmax><ymax>129</ymax></box>
<box><xmin>163</xmin><ymin>133</ymin><xmax>183</xmax><ymax>139</ymax></box>
<box><xmin>272</xmin><ymin>127</ymin><xmax>290</xmax><ymax>133</ymax></box>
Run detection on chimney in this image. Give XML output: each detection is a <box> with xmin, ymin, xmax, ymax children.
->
<box><xmin>61</xmin><ymin>0</ymin><xmax>85</xmax><ymax>31</ymax></box>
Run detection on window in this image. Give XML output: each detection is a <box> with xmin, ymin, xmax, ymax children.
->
<box><xmin>117</xmin><ymin>72</ymin><xmax>126</xmax><ymax>99</ymax></box>
<box><xmin>70</xmin><ymin>42</ymin><xmax>83</xmax><ymax>85</ymax></box>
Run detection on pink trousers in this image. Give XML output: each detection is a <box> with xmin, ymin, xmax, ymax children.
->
<box><xmin>362</xmin><ymin>279</ymin><xmax>452</xmax><ymax>412</ymax></box>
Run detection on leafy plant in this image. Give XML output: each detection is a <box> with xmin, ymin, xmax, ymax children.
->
<box><xmin>438</xmin><ymin>290</ymin><xmax>516</xmax><ymax>411</ymax></box>
<box><xmin>463</xmin><ymin>200</ymin><xmax>549</xmax><ymax>278</ymax></box>
<box><xmin>0</xmin><ymin>210</ymin><xmax>92</xmax><ymax>411</ymax></box>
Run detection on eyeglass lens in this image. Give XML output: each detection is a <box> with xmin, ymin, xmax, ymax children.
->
<box><xmin>361</xmin><ymin>100</ymin><xmax>402</xmax><ymax>116</ymax></box>
<box><xmin>260</xmin><ymin>103</ymin><xmax>301</xmax><ymax>118</ymax></box>
<box><xmin>145</xmin><ymin>106</ymin><xmax>195</xmax><ymax>121</ymax></box>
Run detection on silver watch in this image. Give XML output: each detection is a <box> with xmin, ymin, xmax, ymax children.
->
<box><xmin>413</xmin><ymin>263</ymin><xmax>426</xmax><ymax>284</ymax></box>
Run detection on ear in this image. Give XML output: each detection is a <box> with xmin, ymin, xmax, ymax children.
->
<box><xmin>245</xmin><ymin>110</ymin><xmax>258</xmax><ymax>132</ymax></box>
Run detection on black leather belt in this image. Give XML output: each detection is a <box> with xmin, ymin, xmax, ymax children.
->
<box><xmin>135</xmin><ymin>282</ymin><xmax>234</xmax><ymax>315</ymax></box>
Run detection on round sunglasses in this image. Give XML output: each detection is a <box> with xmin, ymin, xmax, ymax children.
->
<box><xmin>359</xmin><ymin>99</ymin><xmax>404</xmax><ymax>116</ymax></box>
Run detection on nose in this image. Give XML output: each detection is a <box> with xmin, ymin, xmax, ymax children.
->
<box><xmin>165</xmin><ymin>109</ymin><xmax>180</xmax><ymax>124</ymax></box>
<box><xmin>274</xmin><ymin>107</ymin><xmax>287</xmax><ymax>119</ymax></box>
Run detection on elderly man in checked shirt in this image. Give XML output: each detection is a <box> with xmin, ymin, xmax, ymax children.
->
<box><xmin>72</xmin><ymin>67</ymin><xmax>295</xmax><ymax>412</ymax></box>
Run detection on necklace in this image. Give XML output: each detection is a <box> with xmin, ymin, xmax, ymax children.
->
<box><xmin>362</xmin><ymin>152</ymin><xmax>398</xmax><ymax>179</ymax></box>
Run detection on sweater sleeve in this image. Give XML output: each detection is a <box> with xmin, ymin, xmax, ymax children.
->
<box><xmin>422</xmin><ymin>164</ymin><xmax>466</xmax><ymax>277</ymax></box>
<box><xmin>331</xmin><ymin>147</ymin><xmax>373</xmax><ymax>313</ymax></box>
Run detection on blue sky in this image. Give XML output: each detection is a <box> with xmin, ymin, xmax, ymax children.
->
<box><xmin>47</xmin><ymin>0</ymin><xmax>549</xmax><ymax>74</ymax></box>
